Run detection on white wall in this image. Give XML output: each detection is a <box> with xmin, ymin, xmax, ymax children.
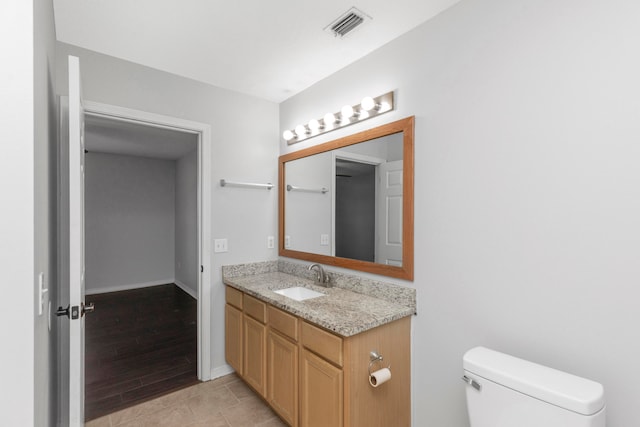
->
<box><xmin>34</xmin><ymin>0</ymin><xmax>59</xmax><ymax>424</ymax></box>
<box><xmin>280</xmin><ymin>0</ymin><xmax>640</xmax><ymax>425</ymax></box>
<box><xmin>285</xmin><ymin>152</ymin><xmax>332</xmax><ymax>255</ymax></box>
<box><xmin>0</xmin><ymin>2</ymin><xmax>35</xmax><ymax>425</ymax></box>
<box><xmin>1</xmin><ymin>0</ymin><xmax>57</xmax><ymax>425</ymax></box>
<box><xmin>34</xmin><ymin>0</ymin><xmax>60</xmax><ymax>424</ymax></box>
<box><xmin>175</xmin><ymin>149</ymin><xmax>199</xmax><ymax>296</ymax></box>
<box><xmin>56</xmin><ymin>42</ymin><xmax>280</xmax><ymax>376</ymax></box>
<box><xmin>85</xmin><ymin>153</ymin><xmax>176</xmax><ymax>292</ymax></box>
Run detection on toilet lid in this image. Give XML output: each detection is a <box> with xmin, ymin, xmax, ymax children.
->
<box><xmin>463</xmin><ymin>347</ymin><xmax>605</xmax><ymax>415</ymax></box>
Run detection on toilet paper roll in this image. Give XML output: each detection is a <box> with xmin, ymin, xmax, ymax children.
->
<box><xmin>369</xmin><ymin>368</ymin><xmax>391</xmax><ymax>387</ymax></box>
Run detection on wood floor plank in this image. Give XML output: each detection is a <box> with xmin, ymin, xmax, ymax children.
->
<box><xmin>84</xmin><ymin>283</ymin><xmax>198</xmax><ymax>421</ymax></box>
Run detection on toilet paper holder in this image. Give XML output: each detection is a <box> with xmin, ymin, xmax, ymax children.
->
<box><xmin>369</xmin><ymin>350</ymin><xmax>391</xmax><ymax>376</ymax></box>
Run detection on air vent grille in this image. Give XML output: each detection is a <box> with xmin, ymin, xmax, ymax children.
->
<box><xmin>324</xmin><ymin>7</ymin><xmax>371</xmax><ymax>38</ymax></box>
<box><xmin>331</xmin><ymin>13</ymin><xmax>364</xmax><ymax>37</ymax></box>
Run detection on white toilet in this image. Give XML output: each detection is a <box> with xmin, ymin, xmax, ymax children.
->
<box><xmin>463</xmin><ymin>347</ymin><xmax>606</xmax><ymax>427</ymax></box>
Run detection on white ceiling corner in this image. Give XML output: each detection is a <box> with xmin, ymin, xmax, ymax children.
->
<box><xmin>53</xmin><ymin>0</ymin><xmax>461</xmax><ymax>103</ymax></box>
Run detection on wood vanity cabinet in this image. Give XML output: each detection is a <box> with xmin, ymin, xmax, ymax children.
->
<box><xmin>225</xmin><ymin>286</ymin><xmax>411</xmax><ymax>427</ymax></box>
<box><xmin>224</xmin><ymin>287</ymin><xmax>243</xmax><ymax>375</ymax></box>
<box><xmin>267</xmin><ymin>306</ymin><xmax>299</xmax><ymax>426</ymax></box>
<box><xmin>300</xmin><ymin>348</ymin><xmax>343</xmax><ymax>427</ymax></box>
<box><xmin>300</xmin><ymin>317</ymin><xmax>411</xmax><ymax>427</ymax></box>
<box><xmin>242</xmin><ymin>294</ymin><xmax>268</xmax><ymax>398</ymax></box>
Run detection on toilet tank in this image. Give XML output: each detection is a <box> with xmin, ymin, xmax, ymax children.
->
<box><xmin>463</xmin><ymin>347</ymin><xmax>605</xmax><ymax>427</ymax></box>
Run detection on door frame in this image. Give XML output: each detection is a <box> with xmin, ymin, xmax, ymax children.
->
<box><xmin>82</xmin><ymin>100</ymin><xmax>213</xmax><ymax>381</ymax></box>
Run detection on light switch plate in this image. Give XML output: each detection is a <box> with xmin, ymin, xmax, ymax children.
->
<box><xmin>267</xmin><ymin>236</ymin><xmax>275</xmax><ymax>249</ymax></box>
<box><xmin>285</xmin><ymin>235</ymin><xmax>291</xmax><ymax>248</ymax></box>
<box><xmin>214</xmin><ymin>238</ymin><xmax>228</xmax><ymax>253</ymax></box>
<box><xmin>320</xmin><ymin>234</ymin><xmax>329</xmax><ymax>246</ymax></box>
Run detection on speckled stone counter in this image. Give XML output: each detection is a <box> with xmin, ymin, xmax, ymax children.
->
<box><xmin>223</xmin><ymin>262</ymin><xmax>415</xmax><ymax>337</ymax></box>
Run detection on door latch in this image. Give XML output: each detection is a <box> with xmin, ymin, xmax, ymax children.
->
<box><xmin>56</xmin><ymin>303</ymin><xmax>93</xmax><ymax>319</ymax></box>
<box><xmin>56</xmin><ymin>305</ymin><xmax>80</xmax><ymax>319</ymax></box>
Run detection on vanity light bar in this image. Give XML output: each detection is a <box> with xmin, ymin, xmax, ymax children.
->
<box><xmin>283</xmin><ymin>91</ymin><xmax>394</xmax><ymax>144</ymax></box>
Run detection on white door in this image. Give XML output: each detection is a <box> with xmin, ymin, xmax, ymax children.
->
<box><xmin>375</xmin><ymin>160</ymin><xmax>403</xmax><ymax>266</ymax></box>
<box><xmin>66</xmin><ymin>54</ymin><xmax>88</xmax><ymax>426</ymax></box>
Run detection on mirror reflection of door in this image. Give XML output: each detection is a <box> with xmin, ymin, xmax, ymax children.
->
<box><xmin>335</xmin><ymin>159</ymin><xmax>376</xmax><ymax>262</ymax></box>
<box><xmin>376</xmin><ymin>160</ymin><xmax>403</xmax><ymax>266</ymax></box>
<box><xmin>334</xmin><ymin>157</ymin><xmax>403</xmax><ymax>265</ymax></box>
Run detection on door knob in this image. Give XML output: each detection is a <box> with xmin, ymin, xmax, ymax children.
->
<box><xmin>82</xmin><ymin>302</ymin><xmax>95</xmax><ymax>316</ymax></box>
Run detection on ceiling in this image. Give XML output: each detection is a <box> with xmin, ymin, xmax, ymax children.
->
<box><xmin>53</xmin><ymin>0</ymin><xmax>461</xmax><ymax>103</ymax></box>
<box><xmin>85</xmin><ymin>115</ymin><xmax>198</xmax><ymax>159</ymax></box>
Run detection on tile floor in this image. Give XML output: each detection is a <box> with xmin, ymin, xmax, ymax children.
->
<box><xmin>85</xmin><ymin>374</ymin><xmax>287</xmax><ymax>427</ymax></box>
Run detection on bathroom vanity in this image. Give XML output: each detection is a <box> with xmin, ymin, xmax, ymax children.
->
<box><xmin>223</xmin><ymin>262</ymin><xmax>415</xmax><ymax>427</ymax></box>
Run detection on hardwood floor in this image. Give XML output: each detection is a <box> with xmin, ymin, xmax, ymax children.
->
<box><xmin>85</xmin><ymin>284</ymin><xmax>198</xmax><ymax>421</ymax></box>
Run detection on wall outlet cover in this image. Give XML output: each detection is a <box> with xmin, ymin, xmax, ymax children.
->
<box><xmin>214</xmin><ymin>238</ymin><xmax>228</xmax><ymax>253</ymax></box>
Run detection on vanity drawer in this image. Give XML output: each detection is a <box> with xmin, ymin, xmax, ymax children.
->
<box><xmin>244</xmin><ymin>294</ymin><xmax>267</xmax><ymax>323</ymax></box>
<box><xmin>268</xmin><ymin>305</ymin><xmax>298</xmax><ymax>342</ymax></box>
<box><xmin>226</xmin><ymin>286</ymin><xmax>243</xmax><ymax>310</ymax></box>
<box><xmin>301</xmin><ymin>321</ymin><xmax>343</xmax><ymax>367</ymax></box>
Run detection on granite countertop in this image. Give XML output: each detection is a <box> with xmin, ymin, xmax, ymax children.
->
<box><xmin>224</xmin><ymin>272</ymin><xmax>414</xmax><ymax>337</ymax></box>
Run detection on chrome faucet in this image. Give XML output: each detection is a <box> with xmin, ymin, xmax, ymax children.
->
<box><xmin>308</xmin><ymin>263</ymin><xmax>330</xmax><ymax>286</ymax></box>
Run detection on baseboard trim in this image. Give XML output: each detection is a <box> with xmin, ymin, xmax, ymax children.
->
<box><xmin>210</xmin><ymin>364</ymin><xmax>235</xmax><ymax>381</ymax></box>
<box><xmin>85</xmin><ymin>279</ymin><xmax>175</xmax><ymax>295</ymax></box>
<box><xmin>174</xmin><ymin>279</ymin><xmax>198</xmax><ymax>300</ymax></box>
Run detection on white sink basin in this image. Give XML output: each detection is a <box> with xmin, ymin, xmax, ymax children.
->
<box><xmin>273</xmin><ymin>286</ymin><xmax>326</xmax><ymax>302</ymax></box>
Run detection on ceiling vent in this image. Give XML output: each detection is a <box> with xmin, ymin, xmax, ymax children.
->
<box><xmin>324</xmin><ymin>7</ymin><xmax>371</xmax><ymax>38</ymax></box>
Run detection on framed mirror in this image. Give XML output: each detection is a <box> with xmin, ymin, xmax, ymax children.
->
<box><xmin>279</xmin><ymin>116</ymin><xmax>414</xmax><ymax>280</ymax></box>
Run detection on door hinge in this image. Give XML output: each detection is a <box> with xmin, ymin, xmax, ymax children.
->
<box><xmin>201</xmin><ymin>265</ymin><xmax>204</xmax><ymax>273</ymax></box>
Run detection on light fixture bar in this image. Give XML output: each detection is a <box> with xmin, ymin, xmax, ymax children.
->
<box><xmin>283</xmin><ymin>91</ymin><xmax>394</xmax><ymax>144</ymax></box>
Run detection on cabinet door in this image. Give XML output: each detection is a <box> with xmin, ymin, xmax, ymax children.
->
<box><xmin>243</xmin><ymin>314</ymin><xmax>267</xmax><ymax>397</ymax></box>
<box><xmin>225</xmin><ymin>304</ymin><xmax>243</xmax><ymax>375</ymax></box>
<box><xmin>300</xmin><ymin>349</ymin><xmax>343</xmax><ymax>427</ymax></box>
<box><xmin>268</xmin><ymin>330</ymin><xmax>298</xmax><ymax>426</ymax></box>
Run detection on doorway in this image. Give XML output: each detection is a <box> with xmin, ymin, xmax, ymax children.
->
<box><xmin>78</xmin><ymin>102</ymin><xmax>212</xmax><ymax>420</ymax></box>
<box><xmin>335</xmin><ymin>158</ymin><xmax>376</xmax><ymax>262</ymax></box>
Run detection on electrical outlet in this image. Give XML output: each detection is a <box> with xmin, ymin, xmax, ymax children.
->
<box><xmin>214</xmin><ymin>238</ymin><xmax>228</xmax><ymax>253</ymax></box>
<box><xmin>320</xmin><ymin>234</ymin><xmax>329</xmax><ymax>246</ymax></box>
<box><xmin>267</xmin><ymin>236</ymin><xmax>275</xmax><ymax>249</ymax></box>
<box><xmin>285</xmin><ymin>235</ymin><xmax>291</xmax><ymax>248</ymax></box>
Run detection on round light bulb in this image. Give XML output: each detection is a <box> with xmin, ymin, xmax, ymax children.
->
<box><xmin>324</xmin><ymin>113</ymin><xmax>336</xmax><ymax>125</ymax></box>
<box><xmin>341</xmin><ymin>105</ymin><xmax>354</xmax><ymax>120</ymax></box>
<box><xmin>283</xmin><ymin>129</ymin><xmax>294</xmax><ymax>141</ymax></box>
<box><xmin>294</xmin><ymin>124</ymin><xmax>307</xmax><ymax>137</ymax></box>
<box><xmin>361</xmin><ymin>96</ymin><xmax>376</xmax><ymax>111</ymax></box>
<box><xmin>308</xmin><ymin>118</ymin><xmax>321</xmax><ymax>131</ymax></box>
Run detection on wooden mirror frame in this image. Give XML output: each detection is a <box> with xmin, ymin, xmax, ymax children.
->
<box><xmin>279</xmin><ymin>116</ymin><xmax>414</xmax><ymax>280</ymax></box>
